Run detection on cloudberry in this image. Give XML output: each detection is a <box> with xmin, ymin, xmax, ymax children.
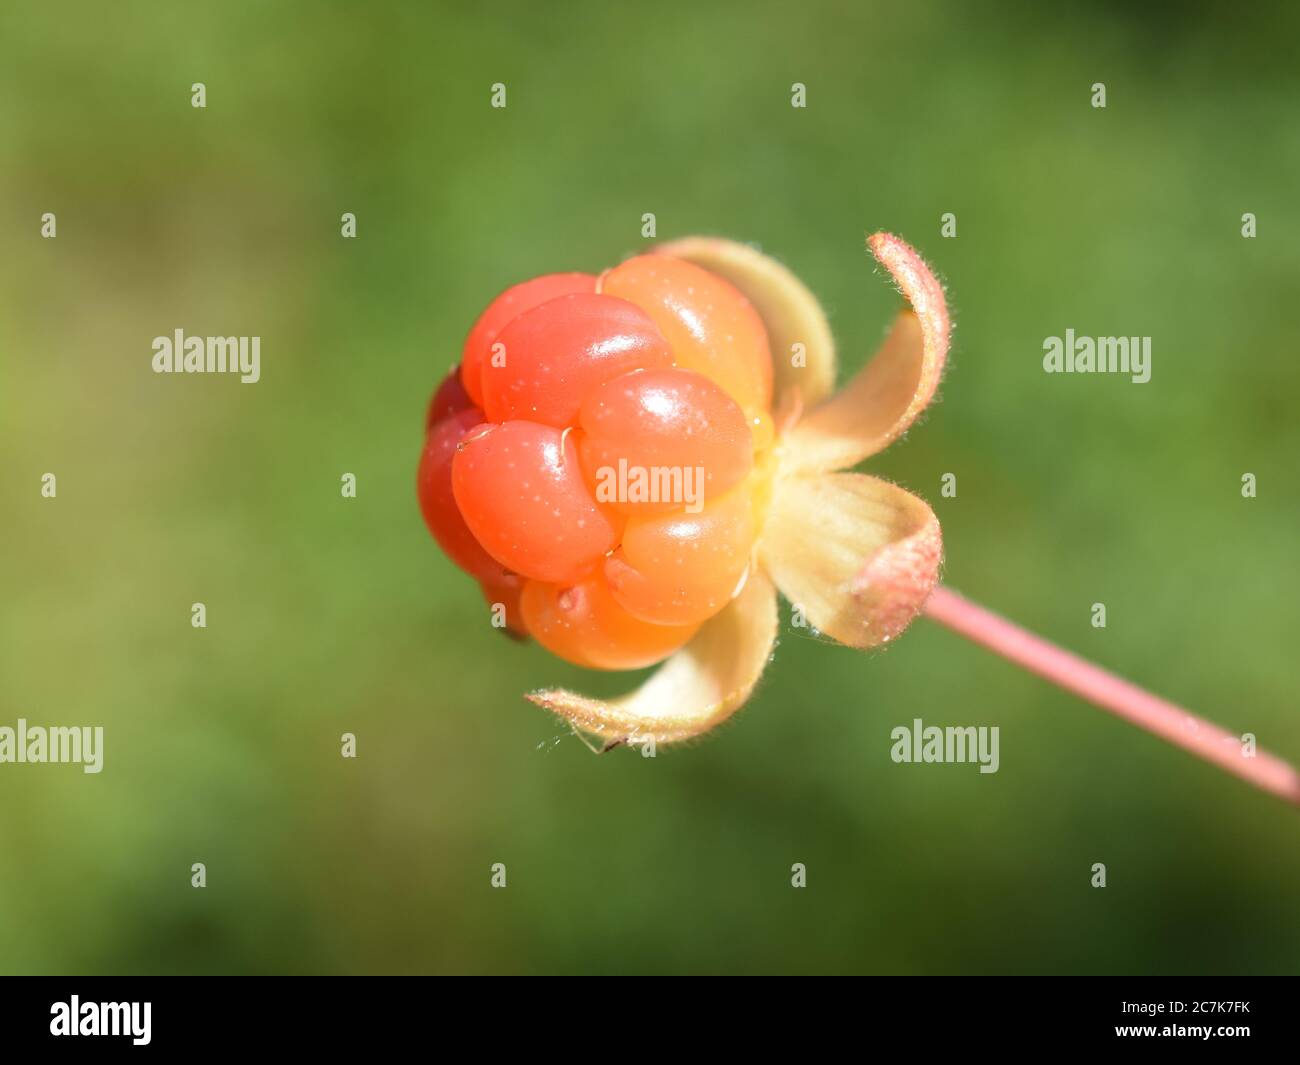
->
<box><xmin>418</xmin><ymin>253</ymin><xmax>773</xmax><ymax>669</ymax></box>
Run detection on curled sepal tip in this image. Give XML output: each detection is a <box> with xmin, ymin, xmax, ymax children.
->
<box><xmin>782</xmin><ymin>232</ymin><xmax>950</xmax><ymax>473</ymax></box>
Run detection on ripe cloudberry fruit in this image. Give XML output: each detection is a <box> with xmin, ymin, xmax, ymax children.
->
<box><xmin>418</xmin><ymin>253</ymin><xmax>774</xmax><ymax>669</ymax></box>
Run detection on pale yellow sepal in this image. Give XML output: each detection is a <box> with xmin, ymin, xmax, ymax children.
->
<box><xmin>758</xmin><ymin>472</ymin><xmax>941</xmax><ymax>649</ymax></box>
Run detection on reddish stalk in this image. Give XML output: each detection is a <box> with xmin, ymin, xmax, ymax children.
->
<box><xmin>922</xmin><ymin>586</ymin><xmax>1300</xmax><ymax>807</ymax></box>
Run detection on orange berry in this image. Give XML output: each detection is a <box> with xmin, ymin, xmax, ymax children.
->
<box><xmin>422</xmin><ymin>252</ymin><xmax>779</xmax><ymax>668</ymax></box>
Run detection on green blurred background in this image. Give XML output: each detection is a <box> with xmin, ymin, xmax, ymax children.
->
<box><xmin>2</xmin><ymin>0</ymin><xmax>1297</xmax><ymax>974</ymax></box>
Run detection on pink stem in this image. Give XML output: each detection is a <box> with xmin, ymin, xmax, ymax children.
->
<box><xmin>922</xmin><ymin>586</ymin><xmax>1300</xmax><ymax>807</ymax></box>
